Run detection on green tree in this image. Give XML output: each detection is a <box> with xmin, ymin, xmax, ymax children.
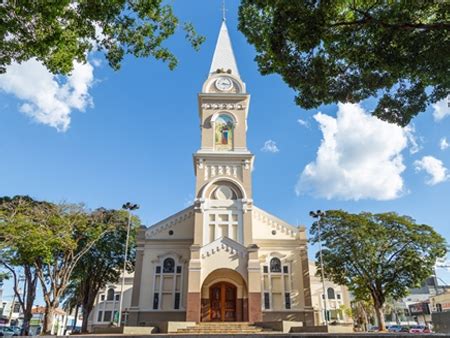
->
<box><xmin>238</xmin><ymin>1</ymin><xmax>449</xmax><ymax>126</ymax></box>
<box><xmin>1</xmin><ymin>0</ymin><xmax>205</xmax><ymax>75</ymax></box>
<box><xmin>310</xmin><ymin>210</ymin><xmax>446</xmax><ymax>331</ymax></box>
<box><xmin>0</xmin><ymin>196</ymin><xmax>44</xmax><ymax>335</ymax></box>
<box><xmin>351</xmin><ymin>299</ymin><xmax>374</xmax><ymax>332</ymax></box>
<box><xmin>0</xmin><ymin>196</ymin><xmax>126</xmax><ymax>334</ymax></box>
<box><xmin>63</xmin><ymin>209</ymin><xmax>139</xmax><ymax>333</ymax></box>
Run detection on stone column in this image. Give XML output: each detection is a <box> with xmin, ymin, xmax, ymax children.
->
<box><xmin>247</xmin><ymin>244</ymin><xmax>262</xmax><ymax>323</ymax></box>
<box><xmin>186</xmin><ymin>245</ymin><xmax>202</xmax><ymax>322</ymax></box>
<box><xmin>300</xmin><ymin>245</ymin><xmax>315</xmax><ymax>326</ymax></box>
<box><xmin>130</xmin><ymin>248</ymin><xmax>144</xmax><ymax>308</ymax></box>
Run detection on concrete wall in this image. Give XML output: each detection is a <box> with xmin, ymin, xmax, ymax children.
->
<box><xmin>127</xmin><ymin>311</ymin><xmax>186</xmax><ymax>329</ymax></box>
<box><xmin>432</xmin><ymin>311</ymin><xmax>450</xmax><ymax>333</ymax></box>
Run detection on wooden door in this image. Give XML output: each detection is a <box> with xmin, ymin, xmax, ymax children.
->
<box><xmin>209</xmin><ymin>282</ymin><xmax>236</xmax><ymax>322</ymax></box>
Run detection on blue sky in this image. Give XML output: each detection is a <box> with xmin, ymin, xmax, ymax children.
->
<box><xmin>1</xmin><ymin>1</ymin><xmax>449</xmax><ymax>300</ymax></box>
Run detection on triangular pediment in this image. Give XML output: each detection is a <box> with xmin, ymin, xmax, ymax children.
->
<box><xmin>200</xmin><ymin>236</ymin><xmax>248</xmax><ymax>259</ymax></box>
<box><xmin>145</xmin><ymin>205</ymin><xmax>194</xmax><ymax>239</ymax></box>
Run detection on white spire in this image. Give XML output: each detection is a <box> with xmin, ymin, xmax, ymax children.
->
<box><xmin>209</xmin><ymin>20</ymin><xmax>239</xmax><ymax>77</ymax></box>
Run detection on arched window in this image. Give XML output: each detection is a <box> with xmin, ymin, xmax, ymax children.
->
<box><xmin>106</xmin><ymin>288</ymin><xmax>115</xmax><ymax>301</ymax></box>
<box><xmin>163</xmin><ymin>258</ymin><xmax>175</xmax><ymax>273</ymax></box>
<box><xmin>153</xmin><ymin>256</ymin><xmax>184</xmax><ymax>311</ymax></box>
<box><xmin>262</xmin><ymin>257</ymin><xmax>291</xmax><ymax>310</ymax></box>
<box><xmin>214</xmin><ymin>114</ymin><xmax>234</xmax><ymax>150</ymax></box>
<box><xmin>270</xmin><ymin>258</ymin><xmax>282</xmax><ymax>273</ymax></box>
<box><xmin>327</xmin><ymin>287</ymin><xmax>336</xmax><ymax>300</ymax></box>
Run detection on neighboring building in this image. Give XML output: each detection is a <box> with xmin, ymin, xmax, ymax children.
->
<box><xmin>430</xmin><ymin>290</ymin><xmax>450</xmax><ymax>313</ymax></box>
<box><xmin>384</xmin><ymin>277</ymin><xmax>449</xmax><ymax>326</ymax></box>
<box><xmin>0</xmin><ymin>299</ymin><xmax>22</xmax><ymax>326</ymax></box>
<box><xmin>65</xmin><ymin>308</ymin><xmax>83</xmax><ymax>334</ymax></box>
<box><xmin>309</xmin><ymin>261</ymin><xmax>352</xmax><ymax>326</ymax></box>
<box><xmin>88</xmin><ymin>272</ymin><xmax>133</xmax><ymax>331</ymax></box>
<box><xmin>430</xmin><ymin>291</ymin><xmax>450</xmax><ymax>334</ymax></box>
<box><xmin>128</xmin><ymin>20</ymin><xmax>313</xmax><ymax>328</ymax></box>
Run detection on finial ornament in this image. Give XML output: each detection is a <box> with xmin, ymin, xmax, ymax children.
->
<box><xmin>222</xmin><ymin>0</ymin><xmax>227</xmax><ymax>21</ymax></box>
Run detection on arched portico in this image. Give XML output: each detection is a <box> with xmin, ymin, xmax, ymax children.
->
<box><xmin>200</xmin><ymin>268</ymin><xmax>248</xmax><ymax>322</ymax></box>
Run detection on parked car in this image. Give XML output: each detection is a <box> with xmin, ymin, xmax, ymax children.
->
<box><xmin>389</xmin><ymin>325</ymin><xmax>410</xmax><ymax>332</ymax></box>
<box><xmin>368</xmin><ymin>325</ymin><xmax>379</xmax><ymax>332</ymax></box>
<box><xmin>387</xmin><ymin>325</ymin><xmax>403</xmax><ymax>332</ymax></box>
<box><xmin>409</xmin><ymin>325</ymin><xmax>432</xmax><ymax>333</ymax></box>
<box><xmin>0</xmin><ymin>327</ymin><xmax>18</xmax><ymax>337</ymax></box>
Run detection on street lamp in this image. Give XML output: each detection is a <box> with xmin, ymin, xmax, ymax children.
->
<box><xmin>310</xmin><ymin>210</ymin><xmax>329</xmax><ymax>328</ymax></box>
<box><xmin>117</xmin><ymin>202</ymin><xmax>139</xmax><ymax>327</ymax></box>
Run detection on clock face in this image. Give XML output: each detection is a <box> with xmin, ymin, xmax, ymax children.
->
<box><xmin>215</xmin><ymin>77</ymin><xmax>233</xmax><ymax>91</ymax></box>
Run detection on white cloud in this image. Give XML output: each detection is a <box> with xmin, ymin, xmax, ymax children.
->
<box><xmin>404</xmin><ymin>125</ymin><xmax>422</xmax><ymax>154</ymax></box>
<box><xmin>297</xmin><ymin>119</ymin><xmax>309</xmax><ymax>128</ymax></box>
<box><xmin>432</xmin><ymin>97</ymin><xmax>450</xmax><ymax>121</ymax></box>
<box><xmin>261</xmin><ymin>140</ymin><xmax>279</xmax><ymax>153</ymax></box>
<box><xmin>414</xmin><ymin>156</ymin><xmax>449</xmax><ymax>185</ymax></box>
<box><xmin>0</xmin><ymin>58</ymin><xmax>94</xmax><ymax>132</ymax></box>
<box><xmin>440</xmin><ymin>137</ymin><xmax>449</xmax><ymax>150</ymax></box>
<box><xmin>296</xmin><ymin>103</ymin><xmax>408</xmax><ymax>200</ymax></box>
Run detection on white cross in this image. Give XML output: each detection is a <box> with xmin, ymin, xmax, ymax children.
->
<box><xmin>222</xmin><ymin>0</ymin><xmax>228</xmax><ymax>21</ymax></box>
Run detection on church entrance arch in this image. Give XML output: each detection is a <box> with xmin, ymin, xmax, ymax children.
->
<box><xmin>201</xmin><ymin>269</ymin><xmax>248</xmax><ymax>322</ymax></box>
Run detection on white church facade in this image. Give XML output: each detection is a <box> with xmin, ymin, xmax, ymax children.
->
<box><xmin>128</xmin><ymin>20</ymin><xmax>314</xmax><ymax>327</ymax></box>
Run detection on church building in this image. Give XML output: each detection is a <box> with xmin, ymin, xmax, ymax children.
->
<box><xmin>128</xmin><ymin>20</ymin><xmax>314</xmax><ymax>327</ymax></box>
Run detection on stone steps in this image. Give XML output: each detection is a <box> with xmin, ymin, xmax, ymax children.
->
<box><xmin>177</xmin><ymin>322</ymin><xmax>266</xmax><ymax>334</ymax></box>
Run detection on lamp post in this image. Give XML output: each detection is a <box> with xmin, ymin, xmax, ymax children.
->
<box><xmin>310</xmin><ymin>210</ymin><xmax>329</xmax><ymax>328</ymax></box>
<box><xmin>117</xmin><ymin>202</ymin><xmax>139</xmax><ymax>327</ymax></box>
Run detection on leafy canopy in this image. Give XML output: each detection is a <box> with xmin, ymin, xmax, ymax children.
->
<box><xmin>0</xmin><ymin>195</ymin><xmax>131</xmax><ymax>333</ymax></box>
<box><xmin>310</xmin><ymin>210</ymin><xmax>446</xmax><ymax>330</ymax></box>
<box><xmin>62</xmin><ymin>209</ymin><xmax>138</xmax><ymax>331</ymax></box>
<box><xmin>0</xmin><ymin>0</ymin><xmax>205</xmax><ymax>74</ymax></box>
<box><xmin>238</xmin><ymin>1</ymin><xmax>449</xmax><ymax>126</ymax></box>
<box><xmin>310</xmin><ymin>210</ymin><xmax>446</xmax><ymax>302</ymax></box>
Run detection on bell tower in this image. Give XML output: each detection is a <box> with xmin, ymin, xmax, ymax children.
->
<box><xmin>192</xmin><ymin>20</ymin><xmax>254</xmax><ymax>246</ymax></box>
<box><xmin>186</xmin><ymin>19</ymin><xmax>261</xmax><ymax>323</ymax></box>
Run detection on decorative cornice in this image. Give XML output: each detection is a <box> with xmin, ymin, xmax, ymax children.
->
<box><xmin>145</xmin><ymin>206</ymin><xmax>194</xmax><ymax>239</ymax></box>
<box><xmin>201</xmin><ymin>103</ymin><xmax>246</xmax><ymax>110</ymax></box>
<box><xmin>200</xmin><ymin>237</ymin><xmax>248</xmax><ymax>259</ymax></box>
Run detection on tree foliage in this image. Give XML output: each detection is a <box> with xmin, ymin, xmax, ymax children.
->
<box><xmin>238</xmin><ymin>1</ymin><xmax>450</xmax><ymax>126</ymax></box>
<box><xmin>63</xmin><ymin>209</ymin><xmax>138</xmax><ymax>332</ymax></box>
<box><xmin>0</xmin><ymin>195</ymin><xmax>130</xmax><ymax>334</ymax></box>
<box><xmin>0</xmin><ymin>196</ymin><xmax>43</xmax><ymax>335</ymax></box>
<box><xmin>310</xmin><ymin>210</ymin><xmax>446</xmax><ymax>331</ymax></box>
<box><xmin>0</xmin><ymin>0</ymin><xmax>205</xmax><ymax>75</ymax></box>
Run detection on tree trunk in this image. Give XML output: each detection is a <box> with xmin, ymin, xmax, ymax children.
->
<box><xmin>23</xmin><ymin>267</ymin><xmax>38</xmax><ymax>336</ymax></box>
<box><xmin>72</xmin><ymin>304</ymin><xmax>79</xmax><ymax>331</ymax></box>
<box><xmin>81</xmin><ymin>302</ymin><xmax>95</xmax><ymax>333</ymax></box>
<box><xmin>374</xmin><ymin>305</ymin><xmax>386</xmax><ymax>331</ymax></box>
<box><xmin>81</xmin><ymin>278</ymin><xmax>101</xmax><ymax>333</ymax></box>
<box><xmin>362</xmin><ymin>306</ymin><xmax>369</xmax><ymax>332</ymax></box>
<box><xmin>43</xmin><ymin>305</ymin><xmax>55</xmax><ymax>334</ymax></box>
<box><xmin>22</xmin><ymin>311</ymin><xmax>32</xmax><ymax>336</ymax></box>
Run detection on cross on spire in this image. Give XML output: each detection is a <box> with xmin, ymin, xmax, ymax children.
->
<box><xmin>221</xmin><ymin>0</ymin><xmax>228</xmax><ymax>21</ymax></box>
